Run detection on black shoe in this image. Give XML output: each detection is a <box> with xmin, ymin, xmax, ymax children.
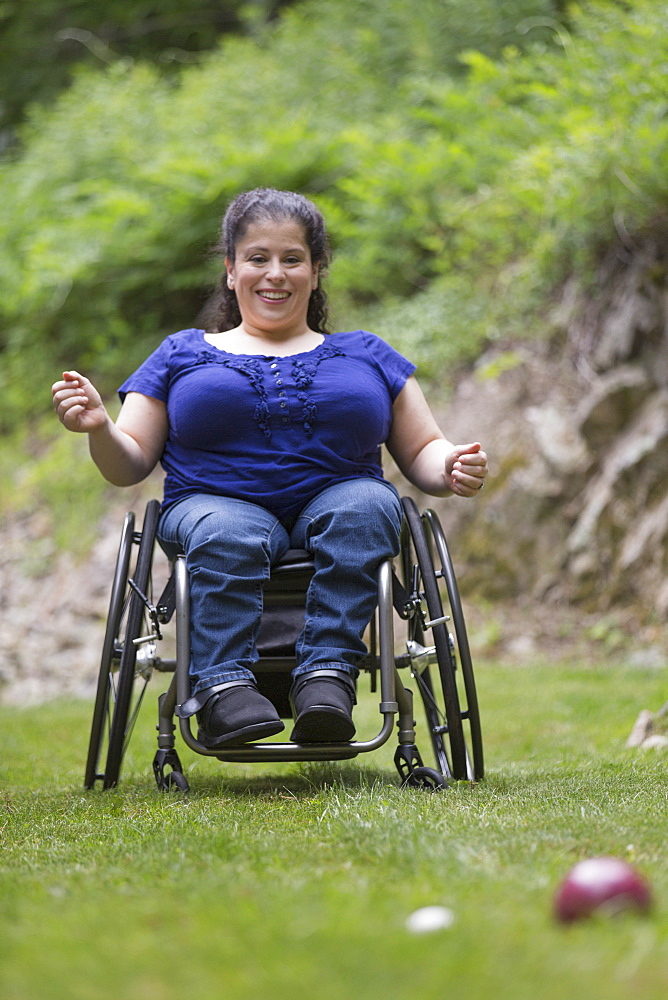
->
<box><xmin>197</xmin><ymin>683</ymin><xmax>284</xmax><ymax>748</ymax></box>
<box><xmin>289</xmin><ymin>670</ymin><xmax>356</xmax><ymax>743</ymax></box>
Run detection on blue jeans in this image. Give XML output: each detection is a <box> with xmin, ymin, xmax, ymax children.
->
<box><xmin>158</xmin><ymin>479</ymin><xmax>403</xmax><ymax>698</ymax></box>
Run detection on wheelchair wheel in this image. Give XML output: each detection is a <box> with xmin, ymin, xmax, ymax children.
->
<box><xmin>84</xmin><ymin>500</ymin><xmax>161</xmax><ymax>789</ymax></box>
<box><xmin>403</xmin><ymin>766</ymin><xmax>448</xmax><ymax>791</ymax></box>
<box><xmin>401</xmin><ymin>497</ymin><xmax>483</xmax><ymax>782</ymax></box>
<box><xmin>423</xmin><ymin>506</ymin><xmax>483</xmax><ymax>780</ymax></box>
<box><xmin>84</xmin><ymin>510</ymin><xmax>135</xmax><ymax>788</ymax></box>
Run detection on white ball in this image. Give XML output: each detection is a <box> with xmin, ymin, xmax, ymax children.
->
<box><xmin>405</xmin><ymin>905</ymin><xmax>456</xmax><ymax>934</ymax></box>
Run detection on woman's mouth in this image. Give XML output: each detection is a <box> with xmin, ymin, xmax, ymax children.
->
<box><xmin>257</xmin><ymin>290</ymin><xmax>290</xmax><ymax>301</ymax></box>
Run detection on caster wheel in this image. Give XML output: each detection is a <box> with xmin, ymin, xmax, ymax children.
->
<box><xmin>163</xmin><ymin>770</ymin><xmax>190</xmax><ymax>792</ymax></box>
<box><xmin>403</xmin><ymin>766</ymin><xmax>449</xmax><ymax>791</ymax></box>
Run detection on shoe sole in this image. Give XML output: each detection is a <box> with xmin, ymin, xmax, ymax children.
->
<box><xmin>290</xmin><ymin>707</ymin><xmax>356</xmax><ymax>744</ymax></box>
<box><xmin>197</xmin><ymin>719</ymin><xmax>285</xmax><ymax>749</ymax></box>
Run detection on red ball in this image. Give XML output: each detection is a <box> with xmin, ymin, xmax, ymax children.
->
<box><xmin>554</xmin><ymin>857</ymin><xmax>652</xmax><ymax>923</ymax></box>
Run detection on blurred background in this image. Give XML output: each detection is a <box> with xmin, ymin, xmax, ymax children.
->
<box><xmin>1</xmin><ymin>0</ymin><xmax>667</xmax><ymax>703</ymax></box>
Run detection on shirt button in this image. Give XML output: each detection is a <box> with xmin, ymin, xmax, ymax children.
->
<box><xmin>280</xmin><ymin>401</ymin><xmax>286</xmax><ymax>408</ymax></box>
<box><xmin>281</xmin><ymin>417</ymin><xmax>289</xmax><ymax>423</ymax></box>
<box><xmin>276</xmin><ymin>379</ymin><xmax>282</xmax><ymax>386</ymax></box>
<box><xmin>270</xmin><ymin>363</ymin><xmax>278</xmax><ymax>369</ymax></box>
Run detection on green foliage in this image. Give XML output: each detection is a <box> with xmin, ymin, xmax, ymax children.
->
<box><xmin>0</xmin><ymin>0</ymin><xmax>666</xmax><ymax>435</ymax></box>
<box><xmin>325</xmin><ymin>1</ymin><xmax>668</xmax><ymax>370</ymax></box>
<box><xmin>0</xmin><ymin>0</ymin><xmax>289</xmax><ymax>133</ymax></box>
<box><xmin>0</xmin><ymin>418</ymin><xmax>116</xmax><ymax>558</ymax></box>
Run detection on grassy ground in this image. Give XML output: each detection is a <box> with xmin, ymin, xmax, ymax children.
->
<box><xmin>1</xmin><ymin>656</ymin><xmax>667</xmax><ymax>1000</ymax></box>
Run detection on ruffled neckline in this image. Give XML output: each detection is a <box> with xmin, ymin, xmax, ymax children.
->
<box><xmin>193</xmin><ymin>338</ymin><xmax>346</xmax><ymax>440</ymax></box>
<box><xmin>200</xmin><ymin>330</ymin><xmax>327</xmax><ymax>360</ymax></box>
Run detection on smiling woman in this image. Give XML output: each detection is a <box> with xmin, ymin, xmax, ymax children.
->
<box><xmin>224</xmin><ymin>219</ymin><xmax>322</xmax><ymax>350</ymax></box>
<box><xmin>211</xmin><ymin>187</ymin><xmax>332</xmax><ymax>346</ymax></box>
<box><xmin>51</xmin><ymin>187</ymin><xmax>488</xmax><ymax>751</ymax></box>
<box><xmin>213</xmin><ymin>217</ymin><xmax>322</xmax><ymax>354</ymax></box>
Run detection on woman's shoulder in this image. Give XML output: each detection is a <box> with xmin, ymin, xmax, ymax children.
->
<box><xmin>129</xmin><ymin>328</ymin><xmax>206</xmax><ymax>376</ymax></box>
<box><xmin>166</xmin><ymin>327</ymin><xmax>206</xmax><ymax>346</ymax></box>
<box><xmin>330</xmin><ymin>330</ymin><xmax>415</xmax><ymax>397</ymax></box>
<box><xmin>329</xmin><ymin>329</ymin><xmax>384</xmax><ymax>351</ymax></box>
<box><xmin>330</xmin><ymin>329</ymin><xmax>411</xmax><ymax>360</ymax></box>
<box><xmin>151</xmin><ymin>327</ymin><xmax>206</xmax><ymax>360</ymax></box>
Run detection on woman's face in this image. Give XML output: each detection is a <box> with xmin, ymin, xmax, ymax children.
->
<box><xmin>226</xmin><ymin>218</ymin><xmax>319</xmax><ymax>337</ymax></box>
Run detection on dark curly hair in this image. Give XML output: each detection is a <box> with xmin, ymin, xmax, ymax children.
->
<box><xmin>207</xmin><ymin>188</ymin><xmax>332</xmax><ymax>334</ymax></box>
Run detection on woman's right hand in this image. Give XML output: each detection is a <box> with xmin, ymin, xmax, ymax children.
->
<box><xmin>51</xmin><ymin>370</ymin><xmax>108</xmax><ymax>433</ymax></box>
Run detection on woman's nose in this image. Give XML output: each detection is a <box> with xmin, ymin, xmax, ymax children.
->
<box><xmin>265</xmin><ymin>256</ymin><xmax>285</xmax><ymax>281</ymax></box>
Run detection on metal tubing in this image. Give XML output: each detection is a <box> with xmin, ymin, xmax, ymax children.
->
<box><xmin>156</xmin><ymin>677</ymin><xmax>178</xmax><ymax>750</ymax></box>
<box><xmin>395</xmin><ymin>678</ymin><xmax>417</xmax><ymax>746</ymax></box>
<box><xmin>174</xmin><ymin>555</ymin><xmax>401</xmax><ymax>763</ymax></box>
<box><xmin>376</xmin><ymin>559</ymin><xmax>398</xmax><ymax>713</ymax></box>
<box><xmin>175</xmin><ymin>555</ymin><xmax>192</xmax><ymax>712</ymax></box>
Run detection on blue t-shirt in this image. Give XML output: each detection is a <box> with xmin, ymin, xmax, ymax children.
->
<box><xmin>119</xmin><ymin>328</ymin><xmax>416</xmax><ymax>523</ymax></box>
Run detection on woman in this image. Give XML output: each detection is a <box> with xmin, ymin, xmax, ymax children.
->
<box><xmin>52</xmin><ymin>188</ymin><xmax>488</xmax><ymax>749</ymax></box>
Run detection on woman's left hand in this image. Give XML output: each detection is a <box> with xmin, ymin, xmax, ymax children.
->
<box><xmin>445</xmin><ymin>442</ymin><xmax>488</xmax><ymax>497</ymax></box>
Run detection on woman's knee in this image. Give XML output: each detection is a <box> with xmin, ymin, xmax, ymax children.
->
<box><xmin>293</xmin><ymin>479</ymin><xmax>402</xmax><ymax>554</ymax></box>
<box><xmin>159</xmin><ymin>494</ymin><xmax>288</xmax><ymax>562</ymax></box>
<box><xmin>308</xmin><ymin>478</ymin><xmax>400</xmax><ymax>519</ymax></box>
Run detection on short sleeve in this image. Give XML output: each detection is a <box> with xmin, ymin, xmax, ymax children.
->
<box><xmin>361</xmin><ymin>331</ymin><xmax>416</xmax><ymax>400</ymax></box>
<box><xmin>118</xmin><ymin>336</ymin><xmax>175</xmax><ymax>403</ymax></box>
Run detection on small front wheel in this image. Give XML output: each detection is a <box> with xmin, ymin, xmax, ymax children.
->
<box><xmin>403</xmin><ymin>766</ymin><xmax>449</xmax><ymax>792</ymax></box>
<box><xmin>164</xmin><ymin>771</ymin><xmax>190</xmax><ymax>792</ymax></box>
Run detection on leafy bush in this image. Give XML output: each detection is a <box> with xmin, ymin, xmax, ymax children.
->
<box><xmin>0</xmin><ymin>0</ymin><xmax>665</xmax><ymax>435</ymax></box>
<box><xmin>328</xmin><ymin>0</ymin><xmax>668</xmax><ymax>374</ymax></box>
<box><xmin>0</xmin><ymin>0</ymin><xmax>291</xmax><ymax>133</ymax></box>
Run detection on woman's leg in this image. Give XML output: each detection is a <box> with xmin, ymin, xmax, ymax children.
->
<box><xmin>290</xmin><ymin>478</ymin><xmax>402</xmax><ymax>676</ymax></box>
<box><xmin>288</xmin><ymin>478</ymin><xmax>403</xmax><ymax>741</ymax></box>
<box><xmin>158</xmin><ymin>494</ymin><xmax>290</xmax><ymax>746</ymax></box>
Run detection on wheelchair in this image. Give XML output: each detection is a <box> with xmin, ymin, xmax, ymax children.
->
<box><xmin>84</xmin><ymin>495</ymin><xmax>484</xmax><ymax>793</ymax></box>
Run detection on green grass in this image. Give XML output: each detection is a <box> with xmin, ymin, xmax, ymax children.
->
<box><xmin>2</xmin><ymin>658</ymin><xmax>668</xmax><ymax>1000</ymax></box>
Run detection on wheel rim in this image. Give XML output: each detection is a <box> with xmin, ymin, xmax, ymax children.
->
<box><xmin>103</xmin><ymin>501</ymin><xmax>161</xmax><ymax>788</ymax></box>
<box><xmin>401</xmin><ymin>498</ymin><xmax>470</xmax><ymax>781</ymax></box>
<box><xmin>422</xmin><ymin>508</ymin><xmax>484</xmax><ymax>780</ymax></box>
<box><xmin>84</xmin><ymin>512</ymin><xmax>135</xmax><ymax>789</ymax></box>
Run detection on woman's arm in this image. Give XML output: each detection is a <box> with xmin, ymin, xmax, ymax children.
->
<box><xmin>386</xmin><ymin>376</ymin><xmax>487</xmax><ymax>497</ymax></box>
<box><xmin>52</xmin><ymin>371</ymin><xmax>168</xmax><ymax>486</ymax></box>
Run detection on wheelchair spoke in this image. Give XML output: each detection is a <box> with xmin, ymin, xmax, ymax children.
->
<box><xmin>411</xmin><ymin>665</ymin><xmax>453</xmax><ymax>779</ymax></box>
<box><xmin>120</xmin><ymin>676</ymin><xmax>150</xmax><ymax>754</ymax></box>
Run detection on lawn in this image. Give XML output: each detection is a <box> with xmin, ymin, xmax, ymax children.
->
<box><xmin>1</xmin><ymin>656</ymin><xmax>667</xmax><ymax>1000</ymax></box>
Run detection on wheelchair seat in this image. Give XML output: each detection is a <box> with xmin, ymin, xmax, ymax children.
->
<box><xmin>270</xmin><ymin>548</ymin><xmax>313</xmax><ymax>571</ymax></box>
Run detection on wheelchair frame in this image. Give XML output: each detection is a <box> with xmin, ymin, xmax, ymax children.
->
<box><xmin>84</xmin><ymin>496</ymin><xmax>483</xmax><ymax>793</ymax></box>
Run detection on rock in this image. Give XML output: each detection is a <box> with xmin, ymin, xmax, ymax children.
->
<box><xmin>524</xmin><ymin>404</ymin><xmax>589</xmax><ymax>476</ymax></box>
<box><xmin>626</xmin><ymin>710</ymin><xmax>655</xmax><ymax>748</ymax></box>
<box><xmin>0</xmin><ymin>484</ymin><xmax>168</xmax><ymax>706</ymax></box>
<box><xmin>640</xmin><ymin>734</ymin><xmax>668</xmax><ymax>750</ymax></box>
<box><xmin>577</xmin><ymin>365</ymin><xmax>650</xmax><ymax>451</ymax></box>
<box><xmin>565</xmin><ymin>390</ymin><xmax>668</xmax><ymax>570</ymax></box>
